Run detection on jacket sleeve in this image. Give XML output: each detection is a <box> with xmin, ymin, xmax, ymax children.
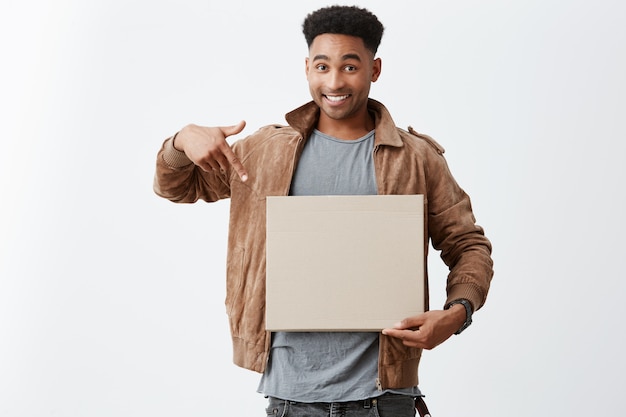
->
<box><xmin>426</xmin><ymin>151</ymin><xmax>494</xmax><ymax>312</ymax></box>
<box><xmin>153</xmin><ymin>136</ymin><xmax>232</xmax><ymax>203</ymax></box>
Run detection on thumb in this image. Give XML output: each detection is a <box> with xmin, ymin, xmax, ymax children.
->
<box><xmin>394</xmin><ymin>314</ymin><xmax>425</xmax><ymax>330</ymax></box>
<box><xmin>220</xmin><ymin>120</ymin><xmax>246</xmax><ymax>138</ymax></box>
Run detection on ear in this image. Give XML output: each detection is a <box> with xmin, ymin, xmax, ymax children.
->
<box><xmin>371</xmin><ymin>58</ymin><xmax>382</xmax><ymax>82</ymax></box>
<box><xmin>305</xmin><ymin>57</ymin><xmax>310</xmax><ymax>77</ymax></box>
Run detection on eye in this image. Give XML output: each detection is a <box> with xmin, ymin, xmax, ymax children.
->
<box><xmin>316</xmin><ymin>64</ymin><xmax>328</xmax><ymax>71</ymax></box>
<box><xmin>344</xmin><ymin>65</ymin><xmax>357</xmax><ymax>72</ymax></box>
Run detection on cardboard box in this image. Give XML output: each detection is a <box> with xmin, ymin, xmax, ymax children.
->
<box><xmin>265</xmin><ymin>195</ymin><xmax>424</xmax><ymax>331</ymax></box>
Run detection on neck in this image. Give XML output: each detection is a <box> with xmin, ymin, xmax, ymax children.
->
<box><xmin>317</xmin><ymin>108</ymin><xmax>375</xmax><ymax>140</ymax></box>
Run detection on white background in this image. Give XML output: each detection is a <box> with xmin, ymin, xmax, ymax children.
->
<box><xmin>1</xmin><ymin>0</ymin><xmax>625</xmax><ymax>416</ymax></box>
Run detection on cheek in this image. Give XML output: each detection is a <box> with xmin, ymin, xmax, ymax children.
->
<box><xmin>307</xmin><ymin>75</ymin><xmax>320</xmax><ymax>90</ymax></box>
<box><xmin>354</xmin><ymin>78</ymin><xmax>370</xmax><ymax>92</ymax></box>
<box><xmin>307</xmin><ymin>80</ymin><xmax>319</xmax><ymax>97</ymax></box>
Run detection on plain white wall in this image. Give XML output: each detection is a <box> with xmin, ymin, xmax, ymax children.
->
<box><xmin>1</xmin><ymin>0</ymin><xmax>625</xmax><ymax>416</ymax></box>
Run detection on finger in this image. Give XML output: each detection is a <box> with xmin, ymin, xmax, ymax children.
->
<box><xmin>219</xmin><ymin>141</ymin><xmax>248</xmax><ymax>182</ymax></box>
<box><xmin>216</xmin><ymin>121</ymin><xmax>248</xmax><ymax>181</ymax></box>
<box><xmin>382</xmin><ymin>328</ymin><xmax>422</xmax><ymax>347</ymax></box>
<box><xmin>220</xmin><ymin>120</ymin><xmax>246</xmax><ymax>138</ymax></box>
<box><xmin>197</xmin><ymin>157</ymin><xmax>220</xmax><ymax>173</ymax></box>
<box><xmin>393</xmin><ymin>316</ymin><xmax>424</xmax><ymax>330</ymax></box>
<box><xmin>382</xmin><ymin>328</ymin><xmax>411</xmax><ymax>339</ymax></box>
<box><xmin>211</xmin><ymin>151</ymin><xmax>230</xmax><ymax>171</ymax></box>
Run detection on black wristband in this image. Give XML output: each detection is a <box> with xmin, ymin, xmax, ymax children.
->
<box><xmin>444</xmin><ymin>299</ymin><xmax>473</xmax><ymax>335</ymax></box>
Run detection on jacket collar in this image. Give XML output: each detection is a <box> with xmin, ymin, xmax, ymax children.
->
<box><xmin>284</xmin><ymin>98</ymin><xmax>404</xmax><ymax>148</ymax></box>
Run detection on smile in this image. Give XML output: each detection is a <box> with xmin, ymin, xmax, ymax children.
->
<box><xmin>324</xmin><ymin>94</ymin><xmax>350</xmax><ymax>102</ymax></box>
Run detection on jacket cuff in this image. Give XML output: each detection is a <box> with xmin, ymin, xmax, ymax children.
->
<box><xmin>445</xmin><ymin>283</ymin><xmax>485</xmax><ymax>312</ymax></box>
<box><xmin>161</xmin><ymin>135</ymin><xmax>193</xmax><ymax>168</ymax></box>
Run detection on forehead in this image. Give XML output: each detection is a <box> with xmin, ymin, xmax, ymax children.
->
<box><xmin>308</xmin><ymin>33</ymin><xmax>371</xmax><ymax>59</ymax></box>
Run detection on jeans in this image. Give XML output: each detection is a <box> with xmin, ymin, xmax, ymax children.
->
<box><xmin>265</xmin><ymin>393</ymin><xmax>416</xmax><ymax>417</ymax></box>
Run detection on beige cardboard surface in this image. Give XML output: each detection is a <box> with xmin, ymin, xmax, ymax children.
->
<box><xmin>265</xmin><ymin>195</ymin><xmax>424</xmax><ymax>331</ymax></box>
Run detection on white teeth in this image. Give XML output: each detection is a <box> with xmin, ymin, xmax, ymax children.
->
<box><xmin>325</xmin><ymin>95</ymin><xmax>349</xmax><ymax>102</ymax></box>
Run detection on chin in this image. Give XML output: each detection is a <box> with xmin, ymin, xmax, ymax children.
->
<box><xmin>320</xmin><ymin>108</ymin><xmax>350</xmax><ymax>121</ymax></box>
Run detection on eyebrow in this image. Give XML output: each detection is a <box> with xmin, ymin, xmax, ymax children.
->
<box><xmin>313</xmin><ymin>53</ymin><xmax>362</xmax><ymax>62</ymax></box>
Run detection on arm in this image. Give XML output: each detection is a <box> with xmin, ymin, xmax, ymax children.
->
<box><xmin>383</xmin><ymin>149</ymin><xmax>493</xmax><ymax>349</ymax></box>
<box><xmin>153</xmin><ymin>121</ymin><xmax>249</xmax><ymax>203</ymax></box>
<box><xmin>382</xmin><ymin>303</ymin><xmax>467</xmax><ymax>349</ymax></box>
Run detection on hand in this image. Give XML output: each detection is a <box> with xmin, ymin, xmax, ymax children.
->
<box><xmin>174</xmin><ymin>121</ymin><xmax>248</xmax><ymax>182</ymax></box>
<box><xmin>381</xmin><ymin>304</ymin><xmax>466</xmax><ymax>350</ymax></box>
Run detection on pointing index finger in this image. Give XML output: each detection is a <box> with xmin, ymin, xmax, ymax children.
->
<box><xmin>221</xmin><ymin>142</ymin><xmax>248</xmax><ymax>182</ymax></box>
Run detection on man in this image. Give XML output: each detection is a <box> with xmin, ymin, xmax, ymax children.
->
<box><xmin>154</xmin><ymin>5</ymin><xmax>493</xmax><ymax>417</ymax></box>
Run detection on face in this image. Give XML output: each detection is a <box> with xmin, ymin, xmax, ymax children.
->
<box><xmin>306</xmin><ymin>34</ymin><xmax>381</xmax><ymax>127</ymax></box>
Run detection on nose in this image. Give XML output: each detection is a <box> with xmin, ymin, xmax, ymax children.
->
<box><xmin>327</xmin><ymin>69</ymin><xmax>345</xmax><ymax>91</ymax></box>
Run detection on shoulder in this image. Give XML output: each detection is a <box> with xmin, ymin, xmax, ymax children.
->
<box><xmin>235</xmin><ymin>124</ymin><xmax>299</xmax><ymax>145</ymax></box>
<box><xmin>251</xmin><ymin>124</ymin><xmax>299</xmax><ymax>140</ymax></box>
<box><xmin>232</xmin><ymin>124</ymin><xmax>300</xmax><ymax>158</ymax></box>
<box><xmin>397</xmin><ymin>126</ymin><xmax>446</xmax><ymax>155</ymax></box>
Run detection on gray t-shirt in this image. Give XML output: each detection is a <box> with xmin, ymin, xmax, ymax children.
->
<box><xmin>257</xmin><ymin>129</ymin><xmax>420</xmax><ymax>402</ymax></box>
<box><xmin>288</xmin><ymin>129</ymin><xmax>378</xmax><ymax>196</ymax></box>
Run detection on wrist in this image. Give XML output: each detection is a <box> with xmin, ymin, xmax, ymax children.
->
<box><xmin>162</xmin><ymin>134</ymin><xmax>193</xmax><ymax>168</ymax></box>
<box><xmin>447</xmin><ymin>303</ymin><xmax>466</xmax><ymax>323</ymax></box>
<box><xmin>172</xmin><ymin>132</ymin><xmax>184</xmax><ymax>152</ymax></box>
<box><xmin>444</xmin><ymin>299</ymin><xmax>473</xmax><ymax>335</ymax></box>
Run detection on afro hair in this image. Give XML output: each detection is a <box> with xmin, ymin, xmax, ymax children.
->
<box><xmin>302</xmin><ymin>5</ymin><xmax>385</xmax><ymax>54</ymax></box>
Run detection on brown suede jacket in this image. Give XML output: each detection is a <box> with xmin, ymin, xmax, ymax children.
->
<box><xmin>153</xmin><ymin>99</ymin><xmax>493</xmax><ymax>390</ymax></box>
